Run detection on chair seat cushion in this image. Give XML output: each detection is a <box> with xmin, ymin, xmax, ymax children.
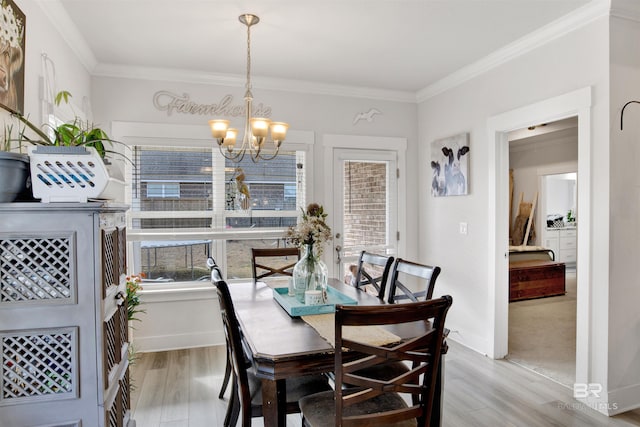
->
<box><xmin>299</xmin><ymin>389</ymin><xmax>416</xmax><ymax>427</ymax></box>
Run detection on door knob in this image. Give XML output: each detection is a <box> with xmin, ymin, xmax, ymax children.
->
<box><xmin>115</xmin><ymin>291</ymin><xmax>125</xmax><ymax>306</ymax></box>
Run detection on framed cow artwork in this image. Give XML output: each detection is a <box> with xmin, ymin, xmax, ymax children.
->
<box><xmin>1</xmin><ymin>0</ymin><xmax>26</xmax><ymax>113</ymax></box>
<box><xmin>430</xmin><ymin>132</ymin><xmax>470</xmax><ymax>197</ymax></box>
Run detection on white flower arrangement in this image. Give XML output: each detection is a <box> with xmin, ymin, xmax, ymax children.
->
<box><xmin>286</xmin><ymin>203</ymin><xmax>332</xmax><ymax>255</ymax></box>
<box><xmin>1</xmin><ymin>1</ymin><xmax>24</xmax><ymax>48</ymax></box>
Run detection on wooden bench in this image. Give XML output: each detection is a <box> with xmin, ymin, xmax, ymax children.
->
<box><xmin>509</xmin><ymin>260</ymin><xmax>565</xmax><ymax>302</ymax></box>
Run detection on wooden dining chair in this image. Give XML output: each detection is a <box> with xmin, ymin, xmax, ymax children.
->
<box><xmin>352</xmin><ymin>250</ymin><xmax>394</xmax><ymax>300</ymax></box>
<box><xmin>251</xmin><ymin>247</ymin><xmax>300</xmax><ymax>284</ymax></box>
<box><xmin>387</xmin><ymin>258</ymin><xmax>441</xmax><ymax>304</ymax></box>
<box><xmin>299</xmin><ymin>295</ymin><xmax>453</xmax><ymax>427</ymax></box>
<box><xmin>212</xmin><ymin>268</ymin><xmax>332</xmax><ymax>427</ymax></box>
<box><xmin>208</xmin><ymin>256</ymin><xmax>258</xmax><ymax>401</ymax></box>
<box><xmin>206</xmin><ymin>257</ymin><xmax>234</xmax><ymax>400</ymax></box>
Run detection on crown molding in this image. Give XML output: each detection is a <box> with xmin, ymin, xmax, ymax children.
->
<box><xmin>610</xmin><ymin>0</ymin><xmax>640</xmax><ymax>23</ymax></box>
<box><xmin>38</xmin><ymin>0</ymin><xmax>611</xmax><ymax>105</ymax></box>
<box><xmin>92</xmin><ymin>63</ymin><xmax>417</xmax><ymax>103</ymax></box>
<box><xmin>35</xmin><ymin>0</ymin><xmax>97</xmax><ymax>72</ymax></box>
<box><xmin>416</xmin><ymin>0</ymin><xmax>611</xmax><ymax>103</ymax></box>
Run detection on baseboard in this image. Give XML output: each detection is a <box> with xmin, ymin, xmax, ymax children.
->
<box><xmin>606</xmin><ymin>382</ymin><xmax>640</xmax><ymax>415</ymax></box>
<box><xmin>446</xmin><ymin>329</ymin><xmax>490</xmax><ymax>358</ymax></box>
<box><xmin>133</xmin><ymin>330</ymin><xmax>225</xmax><ymax>353</ymax></box>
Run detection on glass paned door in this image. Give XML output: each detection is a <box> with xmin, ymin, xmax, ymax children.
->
<box><xmin>332</xmin><ymin>149</ymin><xmax>398</xmax><ymax>282</ymax></box>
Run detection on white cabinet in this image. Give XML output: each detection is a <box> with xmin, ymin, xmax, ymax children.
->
<box><xmin>559</xmin><ymin>228</ymin><xmax>577</xmax><ymax>264</ymax></box>
<box><xmin>544</xmin><ymin>227</ymin><xmax>576</xmax><ymax>265</ymax></box>
<box><xmin>0</xmin><ymin>202</ymin><xmax>133</xmax><ymax>427</ymax></box>
<box><xmin>544</xmin><ymin>232</ymin><xmax>560</xmax><ymax>260</ymax></box>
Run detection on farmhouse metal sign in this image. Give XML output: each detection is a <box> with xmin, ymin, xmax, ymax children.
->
<box><xmin>152</xmin><ymin>90</ymin><xmax>272</xmax><ymax>118</ymax></box>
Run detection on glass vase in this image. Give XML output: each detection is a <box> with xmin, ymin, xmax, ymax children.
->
<box><xmin>292</xmin><ymin>243</ymin><xmax>328</xmax><ymax>303</ymax></box>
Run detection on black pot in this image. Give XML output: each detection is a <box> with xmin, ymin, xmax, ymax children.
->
<box><xmin>0</xmin><ymin>152</ymin><xmax>31</xmax><ymax>202</ymax></box>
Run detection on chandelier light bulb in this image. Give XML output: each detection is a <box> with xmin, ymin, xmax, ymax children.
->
<box><xmin>223</xmin><ymin>129</ymin><xmax>238</xmax><ymax>150</ymax></box>
<box><xmin>270</xmin><ymin>122</ymin><xmax>289</xmax><ymax>144</ymax></box>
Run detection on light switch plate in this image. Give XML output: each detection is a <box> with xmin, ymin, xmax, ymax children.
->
<box><xmin>459</xmin><ymin>222</ymin><xmax>468</xmax><ymax>235</ymax></box>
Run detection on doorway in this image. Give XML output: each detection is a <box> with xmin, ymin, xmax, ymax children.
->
<box><xmin>331</xmin><ymin>149</ymin><xmax>398</xmax><ymax>280</ymax></box>
<box><xmin>506</xmin><ymin>120</ymin><xmax>578</xmax><ymax>386</ymax></box>
<box><xmin>323</xmin><ymin>134</ymin><xmax>407</xmax><ymax>280</ymax></box>
<box><xmin>487</xmin><ymin>86</ymin><xmax>591</xmax><ymax>387</ymax></box>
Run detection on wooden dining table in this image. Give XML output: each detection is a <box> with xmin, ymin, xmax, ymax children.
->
<box><xmin>229</xmin><ymin>278</ymin><xmax>445</xmax><ymax>427</ymax></box>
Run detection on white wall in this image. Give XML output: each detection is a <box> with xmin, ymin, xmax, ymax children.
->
<box><xmin>608</xmin><ymin>2</ymin><xmax>640</xmax><ymax>412</ymax></box>
<box><xmin>5</xmin><ymin>1</ymin><xmax>91</xmax><ymax>126</ymax></box>
<box><xmin>89</xmin><ymin>76</ymin><xmax>418</xmax><ymax>236</ymax></box>
<box><xmin>417</xmin><ymin>13</ymin><xmax>622</xmax><ymax>412</ymax></box>
<box><xmin>509</xmin><ymin>134</ymin><xmax>578</xmax><ymax>244</ymax></box>
<box><xmin>132</xmin><ymin>287</ymin><xmax>224</xmax><ymax>352</ymax></box>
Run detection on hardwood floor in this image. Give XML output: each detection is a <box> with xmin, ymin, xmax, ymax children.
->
<box><xmin>130</xmin><ymin>345</ymin><xmax>301</xmax><ymax>426</ymax></box>
<box><xmin>130</xmin><ymin>341</ymin><xmax>640</xmax><ymax>427</ymax></box>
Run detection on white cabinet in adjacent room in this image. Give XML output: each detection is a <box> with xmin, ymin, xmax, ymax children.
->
<box><xmin>559</xmin><ymin>228</ymin><xmax>577</xmax><ymax>264</ymax></box>
<box><xmin>544</xmin><ymin>227</ymin><xmax>576</xmax><ymax>266</ymax></box>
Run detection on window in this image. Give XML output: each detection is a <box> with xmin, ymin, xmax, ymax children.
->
<box><xmin>146</xmin><ymin>182</ymin><xmax>180</xmax><ymax>198</ymax></box>
<box><xmin>284</xmin><ymin>183</ymin><xmax>297</xmax><ymax>202</ymax></box>
<box><xmin>115</xmin><ymin>122</ymin><xmax>312</xmax><ymax>286</ymax></box>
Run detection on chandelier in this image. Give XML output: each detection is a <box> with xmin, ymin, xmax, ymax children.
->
<box><xmin>208</xmin><ymin>14</ymin><xmax>289</xmax><ymax>163</ymax></box>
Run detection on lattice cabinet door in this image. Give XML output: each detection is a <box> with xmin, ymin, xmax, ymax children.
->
<box><xmin>0</xmin><ymin>203</ymin><xmax>133</xmax><ymax>427</ymax></box>
<box><xmin>100</xmin><ymin>210</ymin><xmax>132</xmax><ymax>427</ymax></box>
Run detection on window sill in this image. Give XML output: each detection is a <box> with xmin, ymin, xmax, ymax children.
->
<box><xmin>139</xmin><ymin>281</ymin><xmax>216</xmax><ymax>303</ymax></box>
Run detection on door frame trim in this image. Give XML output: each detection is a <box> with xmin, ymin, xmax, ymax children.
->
<box><xmin>486</xmin><ymin>87</ymin><xmax>591</xmax><ymax>386</ymax></box>
<box><xmin>323</xmin><ymin>135</ymin><xmax>407</xmax><ymax>278</ymax></box>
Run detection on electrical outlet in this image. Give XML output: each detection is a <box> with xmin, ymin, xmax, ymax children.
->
<box><xmin>459</xmin><ymin>222</ymin><xmax>468</xmax><ymax>235</ymax></box>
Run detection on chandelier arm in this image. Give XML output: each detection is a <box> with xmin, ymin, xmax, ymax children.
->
<box><xmin>252</xmin><ymin>145</ymin><xmax>282</xmax><ymax>162</ymax></box>
<box><xmin>218</xmin><ymin>144</ymin><xmax>246</xmax><ymax>163</ymax></box>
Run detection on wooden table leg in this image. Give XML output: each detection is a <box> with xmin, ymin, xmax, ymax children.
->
<box><xmin>261</xmin><ymin>378</ymin><xmax>286</xmax><ymax>427</ymax></box>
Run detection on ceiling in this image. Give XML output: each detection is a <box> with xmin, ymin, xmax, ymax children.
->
<box><xmin>39</xmin><ymin>0</ymin><xmax>594</xmax><ymax>100</ymax></box>
<box><xmin>508</xmin><ymin>116</ymin><xmax>578</xmax><ymax>151</ymax></box>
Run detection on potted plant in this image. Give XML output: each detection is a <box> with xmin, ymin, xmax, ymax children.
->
<box><xmin>0</xmin><ymin>92</ymin><xmax>129</xmax><ymax>202</ymax></box>
<box><xmin>0</xmin><ymin>92</ymin><xmax>117</xmax><ymax>156</ymax></box>
<box><xmin>287</xmin><ymin>203</ymin><xmax>333</xmax><ymax>303</ymax></box>
<box><xmin>0</xmin><ymin>122</ymin><xmax>30</xmax><ymax>202</ymax></box>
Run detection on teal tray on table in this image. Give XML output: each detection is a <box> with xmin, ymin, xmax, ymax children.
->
<box><xmin>272</xmin><ymin>286</ymin><xmax>357</xmax><ymax>317</ymax></box>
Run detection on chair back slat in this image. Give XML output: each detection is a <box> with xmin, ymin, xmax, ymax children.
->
<box><xmin>334</xmin><ymin>296</ymin><xmax>453</xmax><ymax>427</ymax></box>
<box><xmin>353</xmin><ymin>251</ymin><xmax>394</xmax><ymax>300</ymax></box>
<box><xmin>387</xmin><ymin>258</ymin><xmax>441</xmax><ymax>304</ymax></box>
<box><xmin>251</xmin><ymin>247</ymin><xmax>300</xmax><ymax>283</ymax></box>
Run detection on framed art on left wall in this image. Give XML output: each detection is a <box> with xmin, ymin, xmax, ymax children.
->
<box><xmin>0</xmin><ymin>0</ymin><xmax>26</xmax><ymax>113</ymax></box>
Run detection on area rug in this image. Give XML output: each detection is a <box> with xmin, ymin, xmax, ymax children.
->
<box><xmin>507</xmin><ymin>270</ymin><xmax>576</xmax><ymax>387</ymax></box>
